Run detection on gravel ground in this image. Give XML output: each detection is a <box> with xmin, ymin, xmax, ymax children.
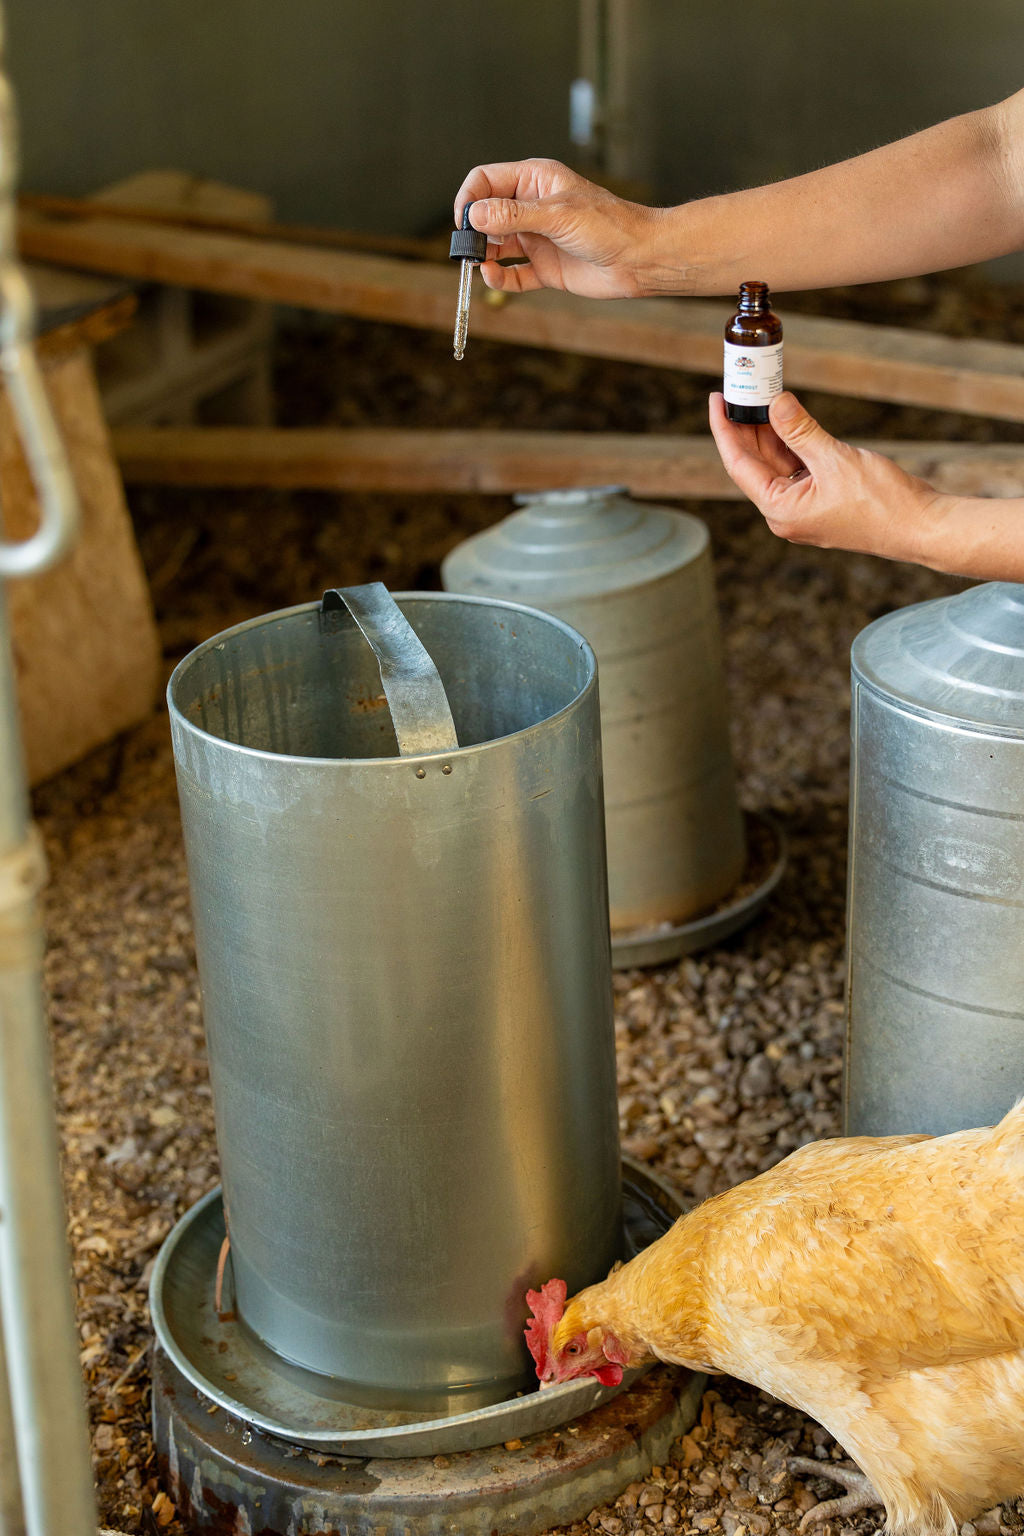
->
<box><xmin>31</xmin><ymin>271</ymin><xmax>1024</xmax><ymax>1534</ymax></box>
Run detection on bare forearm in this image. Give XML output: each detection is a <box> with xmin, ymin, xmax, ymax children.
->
<box><xmin>710</xmin><ymin>391</ymin><xmax>1024</xmax><ymax>582</ymax></box>
<box><xmin>916</xmin><ymin>494</ymin><xmax>1024</xmax><ymax>581</ymax></box>
<box><xmin>649</xmin><ymin>90</ymin><xmax>1024</xmax><ymax>296</ymax></box>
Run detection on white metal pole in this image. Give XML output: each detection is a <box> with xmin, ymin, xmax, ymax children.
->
<box><xmin>0</xmin><ymin>621</ymin><xmax>96</xmax><ymax>1535</ymax></box>
<box><xmin>0</xmin><ymin>6</ymin><xmax>96</xmax><ymax>1534</ymax></box>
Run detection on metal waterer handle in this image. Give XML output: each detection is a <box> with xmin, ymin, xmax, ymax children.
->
<box><xmin>321</xmin><ymin>584</ymin><xmax>460</xmax><ymax>756</ymax></box>
<box><xmin>0</xmin><ymin>12</ymin><xmax>96</xmax><ymax>1536</ymax></box>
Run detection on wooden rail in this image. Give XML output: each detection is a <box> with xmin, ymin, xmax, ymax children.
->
<box><xmin>111</xmin><ymin>426</ymin><xmax>1024</xmax><ymax>499</ymax></box>
<box><xmin>21</xmin><ymin>208</ymin><xmax>1024</xmax><ymax>421</ymax></box>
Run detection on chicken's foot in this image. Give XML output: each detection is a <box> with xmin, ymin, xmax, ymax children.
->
<box><xmin>789</xmin><ymin>1457</ymin><xmax>882</xmax><ymax>1531</ymax></box>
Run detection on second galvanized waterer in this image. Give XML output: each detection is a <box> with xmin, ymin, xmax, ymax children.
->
<box><xmin>442</xmin><ymin>488</ymin><xmax>745</xmax><ymax>944</ymax></box>
<box><xmin>846</xmin><ymin>581</ymin><xmax>1024</xmax><ymax>1136</ymax></box>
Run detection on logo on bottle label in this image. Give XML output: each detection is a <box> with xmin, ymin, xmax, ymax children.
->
<box><xmin>723</xmin><ymin>340</ymin><xmax>784</xmax><ymax>406</ymax></box>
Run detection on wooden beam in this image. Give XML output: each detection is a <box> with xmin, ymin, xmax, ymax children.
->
<box><xmin>20</xmin><ymin>209</ymin><xmax>1024</xmax><ymax>421</ymax></box>
<box><xmin>37</xmin><ymin>293</ymin><xmax>138</xmax><ymax>360</ymax></box>
<box><xmin>28</xmin><ymin>262</ymin><xmax>138</xmax><ymax>358</ymax></box>
<box><xmin>111</xmin><ymin>426</ymin><xmax>1024</xmax><ymax>499</ymax></box>
<box><xmin>20</xmin><ymin>191</ymin><xmax>447</xmax><ymax>261</ymax></box>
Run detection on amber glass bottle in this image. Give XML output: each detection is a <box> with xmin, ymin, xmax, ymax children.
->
<box><xmin>723</xmin><ymin>281</ymin><xmax>783</xmax><ymax>424</ymax></box>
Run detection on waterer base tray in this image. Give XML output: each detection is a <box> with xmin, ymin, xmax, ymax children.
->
<box><xmin>153</xmin><ymin>1348</ymin><xmax>702</xmax><ymax>1536</ymax></box>
<box><xmin>150</xmin><ymin>1157</ymin><xmax>692</xmax><ymax>1458</ymax></box>
<box><xmin>611</xmin><ymin>811</ymin><xmax>786</xmax><ymax>968</ymax></box>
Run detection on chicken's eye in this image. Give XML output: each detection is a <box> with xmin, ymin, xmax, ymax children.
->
<box><xmin>566</xmin><ymin>1343</ymin><xmax>581</xmax><ymax>1355</ymax></box>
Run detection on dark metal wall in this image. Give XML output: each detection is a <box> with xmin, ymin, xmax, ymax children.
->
<box><xmin>634</xmin><ymin>0</ymin><xmax>1024</xmax><ymax>205</ymax></box>
<box><xmin>7</xmin><ymin>1</ymin><xmax>1024</xmax><ymax>251</ymax></box>
<box><xmin>7</xmin><ymin>0</ymin><xmax>577</xmax><ymax>233</ymax></box>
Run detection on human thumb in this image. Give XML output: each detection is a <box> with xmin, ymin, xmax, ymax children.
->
<box><xmin>467</xmin><ymin>195</ymin><xmax>560</xmax><ymax>242</ymax></box>
<box><xmin>768</xmin><ymin>392</ymin><xmax>833</xmax><ymax>460</ymax></box>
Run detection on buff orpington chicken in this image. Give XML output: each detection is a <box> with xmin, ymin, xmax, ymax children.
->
<box><xmin>525</xmin><ymin>1100</ymin><xmax>1024</xmax><ymax>1536</ymax></box>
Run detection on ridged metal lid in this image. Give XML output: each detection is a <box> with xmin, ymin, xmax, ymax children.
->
<box><xmin>441</xmin><ymin>487</ymin><xmax>708</xmax><ymax>601</ymax></box>
<box><xmin>851</xmin><ymin>581</ymin><xmax>1024</xmax><ymax>733</ymax></box>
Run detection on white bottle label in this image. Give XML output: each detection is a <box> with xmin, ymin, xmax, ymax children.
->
<box><xmin>723</xmin><ymin>340</ymin><xmax>784</xmax><ymax>406</ymax></box>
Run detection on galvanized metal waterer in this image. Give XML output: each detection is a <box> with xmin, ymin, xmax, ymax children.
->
<box><xmin>442</xmin><ymin>488</ymin><xmax>746</xmax><ymax>946</ymax></box>
<box><xmin>167</xmin><ymin>583</ymin><xmax>622</xmax><ymax>1415</ymax></box>
<box><xmin>846</xmin><ymin>581</ymin><xmax>1024</xmax><ymax>1136</ymax></box>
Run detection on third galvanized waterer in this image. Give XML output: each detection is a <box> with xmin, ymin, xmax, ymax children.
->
<box><xmin>846</xmin><ymin>581</ymin><xmax>1024</xmax><ymax>1136</ymax></box>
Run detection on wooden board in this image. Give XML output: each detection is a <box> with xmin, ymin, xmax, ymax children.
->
<box><xmin>21</xmin><ymin>188</ymin><xmax>445</xmax><ymax>261</ymax></box>
<box><xmin>88</xmin><ymin>168</ymin><xmax>274</xmax><ymax>225</ymax></box>
<box><xmin>28</xmin><ymin>264</ymin><xmax>138</xmax><ymax>358</ymax></box>
<box><xmin>83</xmin><ymin>172</ymin><xmax>276</xmax><ymax>431</ymax></box>
<box><xmin>19</xmin><ymin>209</ymin><xmax>1024</xmax><ymax>421</ymax></box>
<box><xmin>4</xmin><ymin>348</ymin><xmax>160</xmax><ymax>784</ymax></box>
<box><xmin>110</xmin><ymin>425</ymin><xmax>1024</xmax><ymax>499</ymax></box>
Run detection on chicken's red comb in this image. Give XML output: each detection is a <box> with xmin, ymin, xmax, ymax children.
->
<box><xmin>524</xmin><ymin>1277</ymin><xmax>567</xmax><ymax>1378</ymax></box>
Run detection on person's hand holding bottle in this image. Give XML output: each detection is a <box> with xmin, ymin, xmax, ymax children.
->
<box><xmin>456</xmin><ymin>90</ymin><xmax>1024</xmax><ymax>580</ymax></box>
